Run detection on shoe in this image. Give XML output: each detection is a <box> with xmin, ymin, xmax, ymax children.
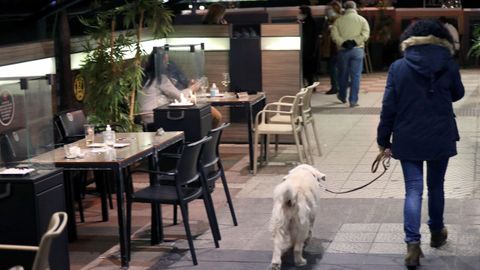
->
<box><xmin>350</xmin><ymin>103</ymin><xmax>359</xmax><ymax>108</ymax></box>
<box><xmin>430</xmin><ymin>227</ymin><xmax>448</xmax><ymax>248</ymax></box>
<box><xmin>336</xmin><ymin>94</ymin><xmax>346</xmax><ymax>104</ymax></box>
<box><xmin>405</xmin><ymin>243</ymin><xmax>424</xmax><ymax>268</ymax></box>
<box><xmin>325</xmin><ymin>88</ymin><xmax>338</xmax><ymax>95</ymax></box>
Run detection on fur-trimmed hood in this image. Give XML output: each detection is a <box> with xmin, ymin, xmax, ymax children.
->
<box><xmin>400</xmin><ymin>35</ymin><xmax>454</xmax><ymax>83</ymax></box>
<box><xmin>401</xmin><ymin>35</ymin><xmax>454</xmax><ymax>55</ymax></box>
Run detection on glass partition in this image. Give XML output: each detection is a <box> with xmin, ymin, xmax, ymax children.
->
<box><xmin>0</xmin><ymin>76</ymin><xmax>55</xmax><ymax>171</ymax></box>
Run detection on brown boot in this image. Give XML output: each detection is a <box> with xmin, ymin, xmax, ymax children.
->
<box><xmin>430</xmin><ymin>227</ymin><xmax>448</xmax><ymax>248</ymax></box>
<box><xmin>405</xmin><ymin>243</ymin><xmax>424</xmax><ymax>267</ymax></box>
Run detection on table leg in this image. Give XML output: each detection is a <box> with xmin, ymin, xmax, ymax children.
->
<box><xmin>246</xmin><ymin>103</ymin><xmax>254</xmax><ymax>173</ymax></box>
<box><xmin>63</xmin><ymin>171</ymin><xmax>77</xmax><ymax>242</ymax></box>
<box><xmin>114</xmin><ymin>166</ymin><xmax>129</xmax><ymax>267</ymax></box>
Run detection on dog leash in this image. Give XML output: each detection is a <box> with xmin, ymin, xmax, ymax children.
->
<box><xmin>322</xmin><ymin>152</ymin><xmax>391</xmax><ymax>194</ymax></box>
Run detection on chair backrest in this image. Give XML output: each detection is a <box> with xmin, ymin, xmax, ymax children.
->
<box><xmin>55</xmin><ymin>109</ymin><xmax>87</xmax><ymax>140</ymax></box>
<box><xmin>302</xmin><ymin>82</ymin><xmax>319</xmax><ymax>118</ymax></box>
<box><xmin>32</xmin><ymin>212</ymin><xmax>68</xmax><ymax>270</ymax></box>
<box><xmin>290</xmin><ymin>89</ymin><xmax>307</xmax><ymax>126</ymax></box>
<box><xmin>0</xmin><ymin>128</ymin><xmax>34</xmax><ymax>163</ymax></box>
<box><xmin>202</xmin><ymin>123</ymin><xmax>230</xmax><ymax>168</ymax></box>
<box><xmin>175</xmin><ymin>136</ymin><xmax>212</xmax><ymax>185</ymax></box>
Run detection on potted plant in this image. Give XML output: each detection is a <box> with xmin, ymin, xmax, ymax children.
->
<box><xmin>468</xmin><ymin>24</ymin><xmax>480</xmax><ymax>64</ymax></box>
<box><xmin>368</xmin><ymin>0</ymin><xmax>394</xmax><ymax>71</ymax></box>
<box><xmin>80</xmin><ymin>0</ymin><xmax>173</xmax><ymax>131</ymax></box>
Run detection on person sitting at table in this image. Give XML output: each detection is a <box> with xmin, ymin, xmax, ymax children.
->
<box><xmin>138</xmin><ymin>49</ymin><xmax>222</xmax><ymax>128</ymax></box>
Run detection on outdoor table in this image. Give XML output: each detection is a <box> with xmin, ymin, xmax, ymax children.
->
<box><xmin>29</xmin><ymin>131</ymin><xmax>184</xmax><ymax>268</ymax></box>
<box><xmin>199</xmin><ymin>93</ymin><xmax>266</xmax><ymax>173</ymax></box>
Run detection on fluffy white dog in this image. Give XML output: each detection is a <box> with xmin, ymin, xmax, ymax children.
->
<box><xmin>269</xmin><ymin>164</ymin><xmax>326</xmax><ymax>270</ymax></box>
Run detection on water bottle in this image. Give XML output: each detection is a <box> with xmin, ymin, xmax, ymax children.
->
<box><xmin>103</xmin><ymin>124</ymin><xmax>116</xmax><ymax>146</ymax></box>
<box><xmin>210</xmin><ymin>83</ymin><xmax>219</xmax><ymax>97</ymax></box>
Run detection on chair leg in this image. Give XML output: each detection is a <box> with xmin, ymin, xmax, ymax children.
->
<box><xmin>253</xmin><ymin>130</ymin><xmax>259</xmax><ymax>174</ymax></box>
<box><xmin>73</xmin><ymin>178</ymin><xmax>85</xmax><ymax>223</ymax></box>
<box><xmin>173</xmin><ymin>205</ymin><xmax>178</xmax><ymax>225</ymax></box>
<box><xmin>151</xmin><ymin>203</ymin><xmax>159</xmax><ymax>245</ymax></box>
<box><xmin>201</xmin><ymin>190</ymin><xmax>221</xmax><ymax>247</ymax></box>
<box><xmin>275</xmin><ymin>134</ymin><xmax>279</xmax><ymax>155</ymax></box>
<box><xmin>310</xmin><ymin>120</ymin><xmax>322</xmax><ymax>156</ymax></box>
<box><xmin>265</xmin><ymin>134</ymin><xmax>270</xmax><ymax>164</ymax></box>
<box><xmin>293</xmin><ymin>130</ymin><xmax>305</xmax><ymax>164</ymax></box>
<box><xmin>157</xmin><ymin>204</ymin><xmax>164</xmax><ymax>242</ymax></box>
<box><xmin>302</xmin><ymin>125</ymin><xmax>314</xmax><ymax>164</ymax></box>
<box><xmin>219</xmin><ymin>161</ymin><xmax>238</xmax><ymax>226</ymax></box>
<box><xmin>178</xmin><ymin>202</ymin><xmax>198</xmax><ymax>265</ymax></box>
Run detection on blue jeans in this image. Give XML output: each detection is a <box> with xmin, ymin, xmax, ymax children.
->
<box><xmin>337</xmin><ymin>47</ymin><xmax>364</xmax><ymax>104</ymax></box>
<box><xmin>328</xmin><ymin>55</ymin><xmax>339</xmax><ymax>91</ymax></box>
<box><xmin>400</xmin><ymin>159</ymin><xmax>449</xmax><ymax>243</ymax></box>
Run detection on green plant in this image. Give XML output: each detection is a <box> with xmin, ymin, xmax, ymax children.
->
<box><xmin>371</xmin><ymin>0</ymin><xmax>394</xmax><ymax>44</ymax></box>
<box><xmin>80</xmin><ymin>0</ymin><xmax>173</xmax><ymax>131</ymax></box>
<box><xmin>468</xmin><ymin>24</ymin><xmax>480</xmax><ymax>59</ymax></box>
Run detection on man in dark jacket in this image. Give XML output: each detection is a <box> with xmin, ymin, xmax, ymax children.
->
<box><xmin>377</xmin><ymin>19</ymin><xmax>464</xmax><ymax>268</ymax></box>
<box><xmin>298</xmin><ymin>5</ymin><xmax>317</xmax><ymax>87</ymax></box>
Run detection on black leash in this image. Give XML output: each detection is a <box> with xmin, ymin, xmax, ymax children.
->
<box><xmin>323</xmin><ymin>153</ymin><xmax>391</xmax><ymax>194</ymax></box>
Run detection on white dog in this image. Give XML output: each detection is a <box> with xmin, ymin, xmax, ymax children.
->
<box><xmin>269</xmin><ymin>164</ymin><xmax>326</xmax><ymax>270</ymax></box>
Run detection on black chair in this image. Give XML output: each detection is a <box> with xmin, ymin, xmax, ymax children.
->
<box><xmin>0</xmin><ymin>128</ymin><xmax>35</xmax><ymax>164</ymax></box>
<box><xmin>54</xmin><ymin>109</ymin><xmax>87</xmax><ymax>144</ymax></box>
<box><xmin>126</xmin><ymin>136</ymin><xmax>219</xmax><ymax>265</ymax></box>
<box><xmin>172</xmin><ymin>123</ymin><xmax>238</xmax><ymax>228</ymax></box>
<box><xmin>54</xmin><ymin>109</ymin><xmax>114</xmax><ymax>223</ymax></box>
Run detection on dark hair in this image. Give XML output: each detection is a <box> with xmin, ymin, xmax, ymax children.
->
<box><xmin>202</xmin><ymin>3</ymin><xmax>226</xmax><ymax>24</ymax></box>
<box><xmin>299</xmin><ymin>5</ymin><xmax>312</xmax><ymax>17</ymax></box>
<box><xmin>143</xmin><ymin>48</ymin><xmax>167</xmax><ymax>86</ymax></box>
<box><xmin>400</xmin><ymin>19</ymin><xmax>453</xmax><ymax>44</ymax></box>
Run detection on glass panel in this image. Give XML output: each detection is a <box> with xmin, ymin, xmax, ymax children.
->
<box><xmin>0</xmin><ymin>76</ymin><xmax>54</xmax><ymax>171</ymax></box>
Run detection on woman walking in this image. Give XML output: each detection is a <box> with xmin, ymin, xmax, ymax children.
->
<box><xmin>377</xmin><ymin>19</ymin><xmax>464</xmax><ymax>268</ymax></box>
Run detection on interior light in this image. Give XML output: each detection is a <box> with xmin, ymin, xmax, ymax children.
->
<box><xmin>199</xmin><ymin>5</ymin><xmax>205</xmax><ymax>10</ymax></box>
<box><xmin>188</xmin><ymin>4</ymin><xmax>193</xmax><ymax>8</ymax></box>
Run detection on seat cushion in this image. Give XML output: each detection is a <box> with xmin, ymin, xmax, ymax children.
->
<box><xmin>257</xmin><ymin>123</ymin><xmax>293</xmax><ymax>134</ymax></box>
<box><xmin>132</xmin><ymin>185</ymin><xmax>203</xmax><ymax>204</ymax></box>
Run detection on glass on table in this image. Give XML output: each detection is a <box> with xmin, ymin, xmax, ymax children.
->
<box><xmin>199</xmin><ymin>76</ymin><xmax>209</xmax><ymax>94</ymax></box>
<box><xmin>221</xmin><ymin>72</ymin><xmax>230</xmax><ymax>91</ymax></box>
<box><xmin>84</xmin><ymin>124</ymin><xmax>95</xmax><ymax>146</ymax></box>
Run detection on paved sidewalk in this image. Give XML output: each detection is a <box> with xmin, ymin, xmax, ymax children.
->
<box><xmin>77</xmin><ymin>70</ymin><xmax>480</xmax><ymax>270</ymax></box>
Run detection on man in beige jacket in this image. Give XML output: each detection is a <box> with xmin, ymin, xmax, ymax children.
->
<box><xmin>331</xmin><ymin>1</ymin><xmax>370</xmax><ymax>107</ymax></box>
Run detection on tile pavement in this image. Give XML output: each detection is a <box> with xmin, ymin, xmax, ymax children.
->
<box><xmin>75</xmin><ymin>70</ymin><xmax>480</xmax><ymax>269</ymax></box>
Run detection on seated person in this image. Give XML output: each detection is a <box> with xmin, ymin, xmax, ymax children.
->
<box><xmin>138</xmin><ymin>49</ymin><xmax>222</xmax><ymax>128</ymax></box>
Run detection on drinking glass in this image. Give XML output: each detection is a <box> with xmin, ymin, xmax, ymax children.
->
<box><xmin>84</xmin><ymin>124</ymin><xmax>95</xmax><ymax>146</ymax></box>
<box><xmin>221</xmin><ymin>73</ymin><xmax>230</xmax><ymax>91</ymax></box>
<box><xmin>200</xmin><ymin>76</ymin><xmax>209</xmax><ymax>94</ymax></box>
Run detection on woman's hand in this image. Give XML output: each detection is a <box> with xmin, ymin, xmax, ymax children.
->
<box><xmin>379</xmin><ymin>146</ymin><xmax>392</xmax><ymax>158</ymax></box>
<box><xmin>189</xmin><ymin>79</ymin><xmax>201</xmax><ymax>93</ymax></box>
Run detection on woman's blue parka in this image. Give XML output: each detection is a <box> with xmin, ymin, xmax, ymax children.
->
<box><xmin>377</xmin><ymin>38</ymin><xmax>465</xmax><ymax>160</ymax></box>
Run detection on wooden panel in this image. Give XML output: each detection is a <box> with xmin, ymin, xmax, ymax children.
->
<box><xmin>261</xmin><ymin>24</ymin><xmax>299</xmax><ymax>37</ymax></box>
<box><xmin>262</xmin><ymin>51</ymin><xmax>301</xmax><ymax>104</ymax></box>
<box><xmin>0</xmin><ymin>41</ymin><xmax>54</xmax><ymax>66</ymax></box>
<box><xmin>169</xmin><ymin>25</ymin><xmax>230</xmax><ymax>37</ymax></box>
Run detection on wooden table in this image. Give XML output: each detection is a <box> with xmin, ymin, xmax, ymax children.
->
<box><xmin>29</xmin><ymin>131</ymin><xmax>184</xmax><ymax>268</ymax></box>
<box><xmin>199</xmin><ymin>93</ymin><xmax>266</xmax><ymax>173</ymax></box>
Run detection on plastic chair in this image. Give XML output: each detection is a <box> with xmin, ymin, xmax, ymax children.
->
<box><xmin>269</xmin><ymin>82</ymin><xmax>321</xmax><ymax>160</ymax></box>
<box><xmin>253</xmin><ymin>89</ymin><xmax>309</xmax><ymax>174</ymax></box>
<box><xmin>0</xmin><ymin>212</ymin><xmax>68</xmax><ymax>270</ymax></box>
<box><xmin>126</xmin><ymin>136</ymin><xmax>219</xmax><ymax>265</ymax></box>
<box><xmin>172</xmin><ymin>122</ymin><xmax>238</xmax><ymax>227</ymax></box>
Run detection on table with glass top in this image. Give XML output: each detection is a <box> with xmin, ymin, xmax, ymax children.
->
<box><xmin>29</xmin><ymin>131</ymin><xmax>184</xmax><ymax>268</ymax></box>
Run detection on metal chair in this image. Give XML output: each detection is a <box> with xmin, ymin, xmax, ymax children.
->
<box><xmin>0</xmin><ymin>212</ymin><xmax>68</xmax><ymax>270</ymax></box>
<box><xmin>126</xmin><ymin>136</ymin><xmax>219</xmax><ymax>265</ymax></box>
<box><xmin>253</xmin><ymin>89</ymin><xmax>309</xmax><ymax>174</ymax></box>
